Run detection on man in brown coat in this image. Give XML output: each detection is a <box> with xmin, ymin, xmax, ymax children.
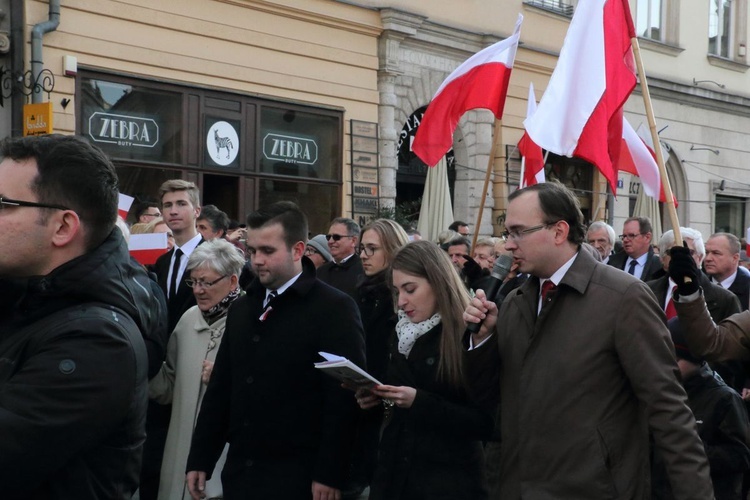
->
<box><xmin>464</xmin><ymin>182</ymin><xmax>713</xmax><ymax>499</ymax></box>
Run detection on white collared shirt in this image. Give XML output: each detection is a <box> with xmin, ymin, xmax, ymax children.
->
<box><xmin>263</xmin><ymin>271</ymin><xmax>303</xmax><ymax>307</ymax></box>
<box><xmin>538</xmin><ymin>252</ymin><xmax>577</xmax><ymax>313</ymax></box>
<box><xmin>714</xmin><ymin>269</ymin><xmax>738</xmax><ymax>289</ymax></box>
<box><xmin>167</xmin><ymin>233</ymin><xmax>202</xmax><ymax>297</ymax></box>
<box><xmin>625</xmin><ymin>253</ymin><xmax>648</xmax><ymax>280</ymax></box>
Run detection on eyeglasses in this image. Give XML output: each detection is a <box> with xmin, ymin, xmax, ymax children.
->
<box><xmin>142</xmin><ymin>212</ymin><xmax>161</xmax><ymax>218</ymax></box>
<box><xmin>619</xmin><ymin>233</ymin><xmax>644</xmax><ymax>240</ymax></box>
<box><xmin>185</xmin><ymin>275</ymin><xmax>228</xmax><ymax>289</ymax></box>
<box><xmin>501</xmin><ymin>222</ymin><xmax>558</xmax><ymax>242</ymax></box>
<box><xmin>358</xmin><ymin>244</ymin><xmax>381</xmax><ymax>257</ymax></box>
<box><xmin>0</xmin><ymin>196</ymin><xmax>70</xmax><ymax>211</ymax></box>
<box><xmin>304</xmin><ymin>246</ymin><xmax>319</xmax><ymax>256</ymax></box>
<box><xmin>326</xmin><ymin>233</ymin><xmax>354</xmax><ymax>242</ymax></box>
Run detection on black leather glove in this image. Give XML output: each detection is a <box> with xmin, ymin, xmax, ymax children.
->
<box><xmin>668</xmin><ymin>243</ymin><xmax>699</xmax><ymax>295</ymax></box>
<box><xmin>462</xmin><ymin>255</ymin><xmax>484</xmax><ymax>282</ymax></box>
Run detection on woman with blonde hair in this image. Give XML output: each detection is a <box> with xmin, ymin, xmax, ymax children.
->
<box><xmin>357</xmin><ymin>240</ymin><xmax>493</xmax><ymax>500</ymax></box>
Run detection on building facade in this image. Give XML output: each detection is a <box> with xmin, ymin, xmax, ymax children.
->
<box><xmin>9</xmin><ymin>0</ymin><xmax>750</xmax><ymax>241</ymax></box>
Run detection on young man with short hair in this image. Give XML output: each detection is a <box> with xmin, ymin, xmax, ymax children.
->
<box><xmin>187</xmin><ymin>201</ymin><xmax>365</xmax><ymax>499</ymax></box>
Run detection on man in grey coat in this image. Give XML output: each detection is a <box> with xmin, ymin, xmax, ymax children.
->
<box><xmin>464</xmin><ymin>182</ymin><xmax>713</xmax><ymax>499</ymax></box>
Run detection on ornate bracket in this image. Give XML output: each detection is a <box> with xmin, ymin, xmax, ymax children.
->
<box><xmin>0</xmin><ymin>66</ymin><xmax>55</xmax><ymax>107</ymax></box>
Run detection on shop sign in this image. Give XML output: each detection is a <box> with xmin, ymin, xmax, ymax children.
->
<box><xmin>263</xmin><ymin>133</ymin><xmax>318</xmax><ymax>165</ymax></box>
<box><xmin>353</xmin><ymin>182</ymin><xmax>378</xmax><ymax>198</ymax></box>
<box><xmin>206</xmin><ymin>120</ymin><xmax>240</xmax><ymax>167</ymax></box>
<box><xmin>88</xmin><ymin>112</ymin><xmax>159</xmax><ymax>148</ymax></box>
<box><xmin>353</xmin><ymin>197</ymin><xmax>378</xmax><ymax>214</ymax></box>
<box><xmin>24</xmin><ymin>102</ymin><xmax>53</xmax><ymax>136</ymax></box>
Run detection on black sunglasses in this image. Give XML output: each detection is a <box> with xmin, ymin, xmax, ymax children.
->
<box><xmin>326</xmin><ymin>234</ymin><xmax>354</xmax><ymax>242</ymax></box>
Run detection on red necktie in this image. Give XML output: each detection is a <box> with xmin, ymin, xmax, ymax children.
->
<box><xmin>665</xmin><ymin>285</ymin><xmax>677</xmax><ymax>320</ymax></box>
<box><xmin>541</xmin><ymin>280</ymin><xmax>557</xmax><ymax>301</ymax></box>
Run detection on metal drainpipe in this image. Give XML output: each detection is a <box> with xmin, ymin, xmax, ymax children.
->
<box><xmin>10</xmin><ymin>0</ymin><xmax>24</xmax><ymax>135</ymax></box>
<box><xmin>30</xmin><ymin>0</ymin><xmax>60</xmax><ymax>104</ymax></box>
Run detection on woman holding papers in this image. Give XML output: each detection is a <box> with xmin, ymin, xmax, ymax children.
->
<box><xmin>356</xmin><ymin>240</ymin><xmax>493</xmax><ymax>500</ymax></box>
<box><xmin>148</xmin><ymin>239</ymin><xmax>244</xmax><ymax>500</ymax></box>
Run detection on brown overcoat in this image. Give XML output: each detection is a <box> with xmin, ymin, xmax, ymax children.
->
<box><xmin>468</xmin><ymin>250</ymin><xmax>714</xmax><ymax>499</ymax></box>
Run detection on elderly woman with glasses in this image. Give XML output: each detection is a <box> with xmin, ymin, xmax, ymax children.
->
<box><xmin>149</xmin><ymin>238</ymin><xmax>245</xmax><ymax>500</ymax></box>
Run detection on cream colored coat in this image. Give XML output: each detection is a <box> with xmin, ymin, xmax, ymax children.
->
<box><xmin>149</xmin><ymin>306</ymin><xmax>228</xmax><ymax>500</ymax></box>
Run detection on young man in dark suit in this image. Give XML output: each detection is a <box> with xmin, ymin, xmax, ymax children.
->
<box><xmin>144</xmin><ymin>179</ymin><xmax>203</xmax><ymax>499</ymax></box>
<box><xmin>187</xmin><ymin>201</ymin><xmax>365</xmax><ymax>499</ymax></box>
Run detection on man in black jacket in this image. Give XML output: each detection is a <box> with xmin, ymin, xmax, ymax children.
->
<box><xmin>0</xmin><ymin>135</ymin><xmax>152</xmax><ymax>498</ymax></box>
<box><xmin>652</xmin><ymin>318</ymin><xmax>750</xmax><ymax>500</ymax></box>
<box><xmin>317</xmin><ymin>217</ymin><xmax>364</xmax><ymax>300</ymax></box>
<box><xmin>187</xmin><ymin>201</ymin><xmax>366</xmax><ymax>499</ymax></box>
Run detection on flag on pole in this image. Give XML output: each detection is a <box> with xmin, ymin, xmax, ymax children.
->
<box><xmin>118</xmin><ymin>193</ymin><xmax>134</xmax><ymax>220</ymax></box>
<box><xmin>524</xmin><ymin>0</ymin><xmax>636</xmax><ymax>192</ymax></box>
<box><xmin>412</xmin><ymin>14</ymin><xmax>523</xmax><ymax>167</ymax></box>
<box><xmin>519</xmin><ymin>82</ymin><xmax>545</xmax><ymax>187</ymax></box>
<box><xmin>618</xmin><ymin>118</ymin><xmax>675</xmax><ymax>204</ymax></box>
<box><xmin>129</xmin><ymin>233</ymin><xmax>169</xmax><ymax>266</ymax></box>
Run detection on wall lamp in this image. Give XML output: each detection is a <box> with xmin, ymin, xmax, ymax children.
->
<box><xmin>692</xmin><ymin>78</ymin><xmax>726</xmax><ymax>89</ymax></box>
<box><xmin>690</xmin><ymin>144</ymin><xmax>720</xmax><ymax>155</ymax></box>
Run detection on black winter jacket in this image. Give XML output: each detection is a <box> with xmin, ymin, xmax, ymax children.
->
<box><xmin>0</xmin><ymin>229</ymin><xmax>154</xmax><ymax>499</ymax></box>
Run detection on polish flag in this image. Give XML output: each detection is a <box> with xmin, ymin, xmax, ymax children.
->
<box><xmin>618</xmin><ymin>118</ymin><xmax>675</xmax><ymax>204</ymax></box>
<box><xmin>524</xmin><ymin>0</ymin><xmax>636</xmax><ymax>192</ymax></box>
<box><xmin>412</xmin><ymin>15</ymin><xmax>523</xmax><ymax>167</ymax></box>
<box><xmin>118</xmin><ymin>193</ymin><xmax>134</xmax><ymax>220</ymax></box>
<box><xmin>519</xmin><ymin>82</ymin><xmax>545</xmax><ymax>187</ymax></box>
<box><xmin>746</xmin><ymin>228</ymin><xmax>750</xmax><ymax>255</ymax></box>
<box><xmin>129</xmin><ymin>233</ymin><xmax>169</xmax><ymax>266</ymax></box>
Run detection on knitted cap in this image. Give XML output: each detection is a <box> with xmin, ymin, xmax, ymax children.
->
<box><xmin>307</xmin><ymin>234</ymin><xmax>333</xmax><ymax>263</ymax></box>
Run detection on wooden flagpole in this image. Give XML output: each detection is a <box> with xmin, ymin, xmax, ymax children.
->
<box><xmin>472</xmin><ymin>118</ymin><xmax>502</xmax><ymax>250</ymax></box>
<box><xmin>631</xmin><ymin>37</ymin><xmax>682</xmax><ymax>245</ymax></box>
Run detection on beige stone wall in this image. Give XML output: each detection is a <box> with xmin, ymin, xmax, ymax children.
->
<box><xmin>24</xmin><ymin>0</ymin><xmax>383</xmax><ymax>214</ymax></box>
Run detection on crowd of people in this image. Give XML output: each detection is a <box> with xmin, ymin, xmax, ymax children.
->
<box><xmin>4</xmin><ymin>134</ymin><xmax>750</xmax><ymax>500</ymax></box>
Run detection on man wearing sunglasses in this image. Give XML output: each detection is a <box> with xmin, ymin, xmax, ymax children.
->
<box><xmin>0</xmin><ymin>135</ymin><xmax>155</xmax><ymax>498</ymax></box>
<box><xmin>317</xmin><ymin>217</ymin><xmax>364</xmax><ymax>300</ymax></box>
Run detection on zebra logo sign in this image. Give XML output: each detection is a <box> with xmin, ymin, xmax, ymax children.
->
<box><xmin>206</xmin><ymin>121</ymin><xmax>239</xmax><ymax>166</ymax></box>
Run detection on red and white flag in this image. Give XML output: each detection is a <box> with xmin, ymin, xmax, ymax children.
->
<box><xmin>118</xmin><ymin>193</ymin><xmax>134</xmax><ymax>220</ymax></box>
<box><xmin>412</xmin><ymin>14</ymin><xmax>523</xmax><ymax>167</ymax></box>
<box><xmin>618</xmin><ymin>117</ymin><xmax>672</xmax><ymax>203</ymax></box>
<box><xmin>129</xmin><ymin>233</ymin><xmax>169</xmax><ymax>266</ymax></box>
<box><xmin>524</xmin><ymin>0</ymin><xmax>636</xmax><ymax>192</ymax></box>
<box><xmin>519</xmin><ymin>82</ymin><xmax>545</xmax><ymax>187</ymax></box>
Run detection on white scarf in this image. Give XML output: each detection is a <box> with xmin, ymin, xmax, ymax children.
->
<box><xmin>396</xmin><ymin>310</ymin><xmax>441</xmax><ymax>358</ymax></box>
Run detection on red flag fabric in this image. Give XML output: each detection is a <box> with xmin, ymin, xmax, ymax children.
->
<box><xmin>118</xmin><ymin>193</ymin><xmax>134</xmax><ymax>220</ymax></box>
<box><xmin>519</xmin><ymin>83</ymin><xmax>545</xmax><ymax>187</ymax></box>
<box><xmin>412</xmin><ymin>15</ymin><xmax>523</xmax><ymax>167</ymax></box>
<box><xmin>524</xmin><ymin>0</ymin><xmax>636</xmax><ymax>192</ymax></box>
<box><xmin>619</xmin><ymin>118</ymin><xmax>676</xmax><ymax>205</ymax></box>
<box><xmin>129</xmin><ymin>233</ymin><xmax>169</xmax><ymax>266</ymax></box>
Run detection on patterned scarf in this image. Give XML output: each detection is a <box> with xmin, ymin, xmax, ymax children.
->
<box><xmin>201</xmin><ymin>287</ymin><xmax>241</xmax><ymax>325</ymax></box>
<box><xmin>395</xmin><ymin>310</ymin><xmax>441</xmax><ymax>358</ymax></box>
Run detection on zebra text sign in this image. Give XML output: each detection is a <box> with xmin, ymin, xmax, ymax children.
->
<box><xmin>263</xmin><ymin>133</ymin><xmax>318</xmax><ymax>165</ymax></box>
<box><xmin>88</xmin><ymin>112</ymin><xmax>159</xmax><ymax>148</ymax></box>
